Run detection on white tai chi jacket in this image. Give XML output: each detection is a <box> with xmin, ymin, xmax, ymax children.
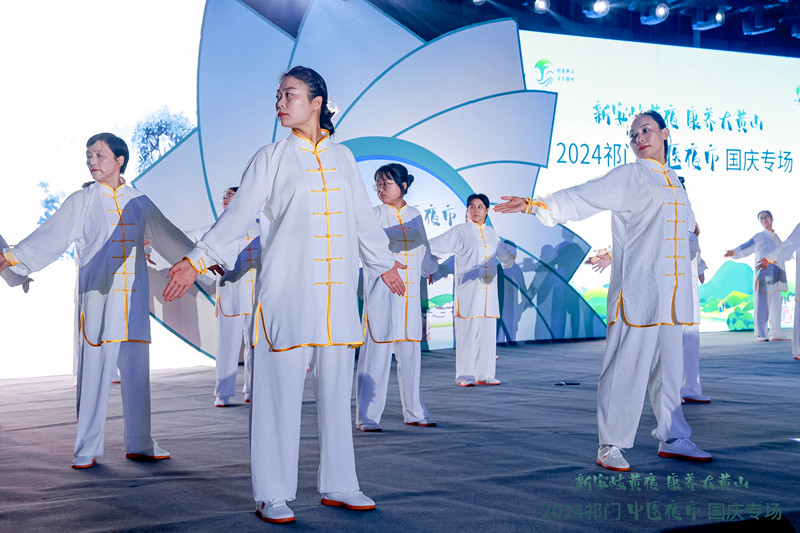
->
<box><xmin>363</xmin><ymin>203</ymin><xmax>438</xmax><ymax>343</ymax></box>
<box><xmin>2</xmin><ymin>182</ymin><xmax>194</xmax><ymax>345</ymax></box>
<box><xmin>767</xmin><ymin>223</ymin><xmax>800</xmax><ymax>354</ymax></box>
<box><xmin>730</xmin><ymin>229</ymin><xmax>788</xmax><ymax>291</ymax></box>
<box><xmin>185</xmin><ymin>131</ymin><xmax>395</xmax><ymax>352</ymax></box>
<box><xmin>528</xmin><ymin>158</ymin><xmax>697</xmax><ymax>327</ymax></box>
<box><xmin>429</xmin><ymin>220</ymin><xmax>516</xmax><ymax>319</ymax></box>
<box><xmin>767</xmin><ymin>223</ymin><xmax>800</xmax><ymax>285</ymax></box>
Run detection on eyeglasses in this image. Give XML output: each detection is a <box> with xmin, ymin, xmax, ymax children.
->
<box><xmin>222</xmin><ymin>191</ymin><xmax>235</xmax><ymax>201</ymax></box>
<box><xmin>373</xmin><ymin>180</ymin><xmax>397</xmax><ymax>191</ymax></box>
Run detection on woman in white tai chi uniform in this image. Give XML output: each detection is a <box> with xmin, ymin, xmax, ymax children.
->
<box><xmin>429</xmin><ymin>193</ymin><xmax>515</xmax><ymax>387</ymax></box>
<box><xmin>724</xmin><ymin>210</ymin><xmax>787</xmax><ymax>341</ymax></box>
<box><xmin>163</xmin><ymin>66</ymin><xmax>405</xmax><ymax>525</ymax></box>
<box><xmin>494</xmin><ymin>110</ymin><xmax>711</xmax><ymax>471</ymax></box>
<box><xmin>758</xmin><ymin>223</ymin><xmax>800</xmax><ymax>360</ymax></box>
<box><xmin>356</xmin><ymin>163</ymin><xmax>438</xmax><ymax>432</ymax></box>
<box><xmin>187</xmin><ymin>186</ymin><xmax>258</xmax><ymax>407</ymax></box>
<box><xmin>0</xmin><ymin>133</ymin><xmax>193</xmax><ymax>469</ymax></box>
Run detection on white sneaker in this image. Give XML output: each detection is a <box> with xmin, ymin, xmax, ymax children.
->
<box><xmin>683</xmin><ymin>394</ymin><xmax>711</xmax><ymax>403</ymax></box>
<box><xmin>321</xmin><ymin>491</ymin><xmax>376</xmax><ymax>510</ymax></box>
<box><xmin>125</xmin><ymin>444</ymin><xmax>170</xmax><ymax>461</ymax></box>
<box><xmin>476</xmin><ymin>377</ymin><xmax>501</xmax><ymax>385</ymax></box>
<box><xmin>658</xmin><ymin>438</ymin><xmax>712</xmax><ymax>461</ymax></box>
<box><xmin>597</xmin><ymin>445</ymin><xmax>630</xmax><ymax>471</ymax></box>
<box><xmin>457</xmin><ymin>378</ymin><xmax>476</xmax><ymax>387</ymax></box>
<box><xmin>256</xmin><ymin>499</ymin><xmax>295</xmax><ymax>524</ymax></box>
<box><xmin>214</xmin><ymin>396</ymin><xmax>230</xmax><ymax>407</ymax></box>
<box><xmin>244</xmin><ymin>393</ymin><xmax>251</xmax><ymax>404</ymax></box>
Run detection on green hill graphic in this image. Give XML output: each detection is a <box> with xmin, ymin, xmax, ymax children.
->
<box><xmin>699</xmin><ymin>260</ymin><xmax>753</xmax><ymax>303</ymax></box>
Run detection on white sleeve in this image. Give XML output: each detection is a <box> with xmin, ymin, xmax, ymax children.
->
<box><xmin>769</xmin><ymin>224</ymin><xmax>800</xmax><ymax>263</ymax></box>
<box><xmin>730</xmin><ymin>235</ymin><xmax>757</xmax><ymax>258</ymax></box>
<box><xmin>1</xmin><ymin>191</ymin><xmax>85</xmax><ymax>276</ymax></box>
<box><xmin>415</xmin><ymin>217</ymin><xmax>439</xmax><ymax>277</ymax></box>
<box><xmin>346</xmin><ymin>151</ymin><xmax>395</xmax><ymax>280</ymax></box>
<box><xmin>0</xmin><ymin>234</ymin><xmax>32</xmax><ymax>287</ymax></box>
<box><xmin>144</xmin><ymin>199</ymin><xmax>196</xmax><ymax>266</ymax></box>
<box><xmin>530</xmin><ymin>166</ymin><xmax>637</xmax><ymax>227</ymax></box>
<box><xmin>187</xmin><ymin>146</ymin><xmax>273</xmax><ymax>272</ymax></box>
<box><xmin>429</xmin><ymin>225</ymin><xmax>467</xmax><ymax>260</ymax></box>
<box><xmin>496</xmin><ymin>238</ymin><xmax>516</xmax><ymax>269</ymax></box>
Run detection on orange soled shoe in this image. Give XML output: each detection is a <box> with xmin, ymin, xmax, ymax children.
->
<box><xmin>125</xmin><ymin>444</ymin><xmax>170</xmax><ymax>461</ymax></box>
<box><xmin>321</xmin><ymin>491</ymin><xmax>376</xmax><ymax>511</ymax></box>
<box><xmin>256</xmin><ymin>500</ymin><xmax>294</xmax><ymax>524</ymax></box>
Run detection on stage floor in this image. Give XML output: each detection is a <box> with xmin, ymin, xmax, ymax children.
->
<box><xmin>1</xmin><ymin>331</ymin><xmax>799</xmax><ymax>532</ymax></box>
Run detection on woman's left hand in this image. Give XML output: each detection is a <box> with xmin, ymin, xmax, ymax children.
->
<box><xmin>381</xmin><ymin>261</ymin><xmax>407</xmax><ymax>296</ymax></box>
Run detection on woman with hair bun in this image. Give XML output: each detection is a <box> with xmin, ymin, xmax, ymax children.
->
<box><xmin>356</xmin><ymin>163</ymin><xmax>438</xmax><ymax>432</ymax></box>
<box><xmin>494</xmin><ymin>110</ymin><xmax>711</xmax><ymax>472</ymax></box>
<box><xmin>163</xmin><ymin>66</ymin><xmax>405</xmax><ymax>524</ymax></box>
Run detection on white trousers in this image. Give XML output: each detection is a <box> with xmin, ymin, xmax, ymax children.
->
<box><xmin>454</xmin><ymin>316</ymin><xmax>497</xmax><ymax>382</ymax></box>
<box><xmin>597</xmin><ymin>321</ymin><xmax>692</xmax><ymax>448</ymax></box>
<box><xmin>356</xmin><ymin>338</ymin><xmax>430</xmax><ymax>425</ymax></box>
<box><xmin>74</xmin><ymin>341</ymin><xmax>155</xmax><ymax>458</ymax></box>
<box><xmin>250</xmin><ymin>345</ymin><xmax>360</xmax><ymax>502</ymax></box>
<box><xmin>754</xmin><ymin>266</ymin><xmax>783</xmax><ymax>339</ymax></box>
<box><xmin>215</xmin><ymin>313</ymin><xmax>253</xmax><ymax>399</ymax></box>
<box><xmin>680</xmin><ymin>324</ymin><xmax>704</xmax><ymax>398</ymax></box>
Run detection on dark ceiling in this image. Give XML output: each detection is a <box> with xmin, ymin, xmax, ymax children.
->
<box><xmin>246</xmin><ymin>0</ymin><xmax>800</xmax><ymax>58</ymax></box>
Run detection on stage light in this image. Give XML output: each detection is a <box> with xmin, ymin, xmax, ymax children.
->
<box><xmin>640</xmin><ymin>3</ymin><xmax>670</xmax><ymax>25</ymax></box>
<box><xmin>691</xmin><ymin>6</ymin><xmax>725</xmax><ymax>31</ymax></box>
<box><xmin>533</xmin><ymin>0</ymin><xmax>550</xmax><ymax>14</ymax></box>
<box><xmin>583</xmin><ymin>0</ymin><xmax>610</xmax><ymax>19</ymax></box>
<box><xmin>472</xmin><ymin>0</ymin><xmax>486</xmax><ymax>5</ymax></box>
<box><xmin>742</xmin><ymin>6</ymin><xmax>776</xmax><ymax>35</ymax></box>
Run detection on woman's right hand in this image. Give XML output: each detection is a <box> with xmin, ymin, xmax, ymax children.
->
<box><xmin>493</xmin><ymin>196</ymin><xmax>528</xmax><ymax>214</ymax></box>
<box><xmin>163</xmin><ymin>259</ymin><xmax>198</xmax><ymax>301</ymax></box>
<box><xmin>723</xmin><ymin>250</ymin><xmax>734</xmax><ymax>257</ymax></box>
